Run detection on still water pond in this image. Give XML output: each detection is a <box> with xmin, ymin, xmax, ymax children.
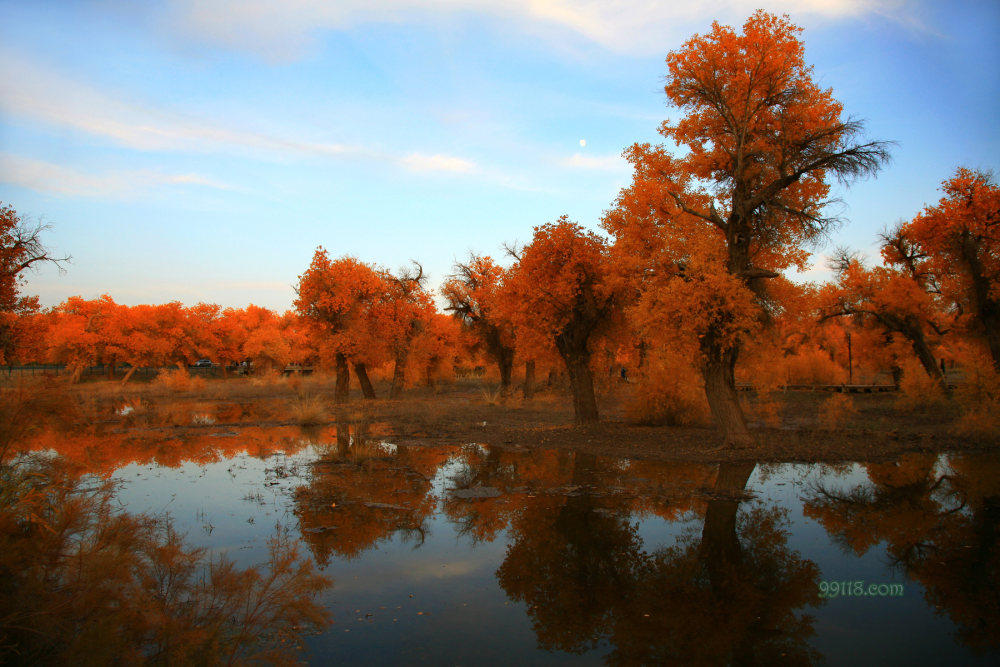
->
<box><xmin>38</xmin><ymin>421</ymin><xmax>1000</xmax><ymax>664</ymax></box>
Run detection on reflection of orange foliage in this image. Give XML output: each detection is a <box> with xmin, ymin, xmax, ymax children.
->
<box><xmin>893</xmin><ymin>168</ymin><xmax>1000</xmax><ymax>370</ymax></box>
<box><xmin>22</xmin><ymin>424</ymin><xmax>315</xmax><ymax>477</ymax></box>
<box><xmin>495</xmin><ymin>459</ymin><xmax>821</xmax><ymax>663</ymax></box>
<box><xmin>804</xmin><ymin>452</ymin><xmax>1000</xmax><ymax>650</ymax></box>
<box><xmin>293</xmin><ymin>443</ymin><xmax>456</xmax><ymax>565</ymax></box>
<box><xmin>0</xmin><ymin>457</ymin><xmax>331</xmax><ymax>665</ymax></box>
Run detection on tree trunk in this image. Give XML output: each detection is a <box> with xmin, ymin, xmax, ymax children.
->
<box><xmin>70</xmin><ymin>363</ymin><xmax>83</xmax><ymax>384</ymax></box>
<box><xmin>390</xmin><ymin>349</ymin><xmax>407</xmax><ymax>399</ymax></box>
<box><xmin>522</xmin><ymin>359</ymin><xmax>535</xmax><ymax>400</ymax></box>
<box><xmin>335</xmin><ymin>353</ymin><xmax>350</xmax><ymax>404</ymax></box>
<box><xmin>700</xmin><ymin>330</ymin><xmax>751</xmax><ymax>446</ymax></box>
<box><xmin>961</xmin><ymin>233</ymin><xmax>1000</xmax><ymax>372</ymax></box>
<box><xmin>498</xmin><ymin>348</ymin><xmax>514</xmax><ymax>393</ymax></box>
<box><xmin>557</xmin><ymin>326</ymin><xmax>599</xmax><ymax>424</ymax></box>
<box><xmin>353</xmin><ymin>362</ymin><xmax>376</xmax><ymax>399</ymax></box>
<box><xmin>901</xmin><ymin>318</ymin><xmax>949</xmax><ymax>393</ymax></box>
<box><xmin>699</xmin><ymin>462</ymin><xmax>756</xmax><ymax>590</ymax></box>
<box><xmin>107</xmin><ymin>358</ymin><xmax>116</xmax><ymax>380</ymax></box>
<box><xmin>120</xmin><ymin>366</ymin><xmax>137</xmax><ymax>385</ymax></box>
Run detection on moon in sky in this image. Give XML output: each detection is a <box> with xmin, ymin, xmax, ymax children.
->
<box><xmin>579</xmin><ymin>139</ymin><xmax>586</xmax><ymax>147</ymax></box>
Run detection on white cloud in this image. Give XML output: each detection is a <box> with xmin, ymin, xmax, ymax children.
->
<box><xmin>164</xmin><ymin>0</ymin><xmax>912</xmax><ymax>59</ymax></box>
<box><xmin>399</xmin><ymin>152</ymin><xmax>478</xmax><ymax>173</ymax></box>
<box><xmin>559</xmin><ymin>151</ymin><xmax>627</xmax><ymax>171</ymax></box>
<box><xmin>0</xmin><ymin>51</ymin><xmax>363</xmax><ymax>157</ymax></box>
<box><xmin>0</xmin><ymin>153</ymin><xmax>238</xmax><ymax>199</ymax></box>
<box><xmin>0</xmin><ymin>52</ymin><xmax>480</xmax><ymax>177</ymax></box>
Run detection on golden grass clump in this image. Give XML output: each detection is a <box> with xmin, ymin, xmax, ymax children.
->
<box><xmin>953</xmin><ymin>361</ymin><xmax>1000</xmax><ymax>440</ymax></box>
<box><xmin>624</xmin><ymin>356</ymin><xmax>710</xmax><ymax>427</ymax></box>
<box><xmin>896</xmin><ymin>360</ymin><xmax>947</xmax><ymax>412</ymax></box>
<box><xmin>781</xmin><ymin>345</ymin><xmax>847</xmax><ymax>385</ymax></box>
<box><xmin>289</xmin><ymin>394</ymin><xmax>329</xmax><ymax>426</ymax></box>
<box><xmin>249</xmin><ymin>368</ymin><xmax>285</xmax><ymax>388</ymax></box>
<box><xmin>478</xmin><ymin>385</ymin><xmax>505</xmax><ymax>406</ymax></box>
<box><xmin>819</xmin><ymin>392</ymin><xmax>859</xmax><ymax>430</ymax></box>
<box><xmin>153</xmin><ymin>368</ymin><xmax>206</xmax><ymax>393</ymax></box>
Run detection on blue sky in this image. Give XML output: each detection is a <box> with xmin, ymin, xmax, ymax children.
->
<box><xmin>1</xmin><ymin>0</ymin><xmax>997</xmax><ymax>312</ymax></box>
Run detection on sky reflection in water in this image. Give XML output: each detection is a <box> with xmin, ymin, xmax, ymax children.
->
<box><xmin>47</xmin><ymin>422</ymin><xmax>1000</xmax><ymax>665</ymax></box>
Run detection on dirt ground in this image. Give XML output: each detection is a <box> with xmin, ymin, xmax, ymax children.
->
<box><xmin>44</xmin><ymin>374</ymin><xmax>994</xmax><ymax>465</ymax></box>
<box><xmin>365</xmin><ymin>381</ymin><xmax>995</xmax><ymax>464</ymax></box>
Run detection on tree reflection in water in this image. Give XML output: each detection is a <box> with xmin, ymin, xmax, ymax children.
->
<box><xmin>0</xmin><ymin>454</ymin><xmax>332</xmax><ymax>666</ymax></box>
<box><xmin>804</xmin><ymin>452</ymin><xmax>1000</xmax><ymax>652</ymax></box>
<box><xmin>293</xmin><ymin>417</ymin><xmax>457</xmax><ymax>565</ymax></box>
<box><xmin>445</xmin><ymin>449</ymin><xmax>823</xmax><ymax>666</ymax></box>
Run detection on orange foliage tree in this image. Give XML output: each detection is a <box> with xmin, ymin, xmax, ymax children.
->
<box><xmin>0</xmin><ymin>203</ymin><xmax>68</xmax><ymax>365</ymax></box>
<box><xmin>603</xmin><ymin>11</ymin><xmax>891</xmax><ymax>444</ymax></box>
<box><xmin>887</xmin><ymin>168</ymin><xmax>1000</xmax><ymax>370</ymax></box>
<box><xmin>294</xmin><ymin>248</ymin><xmax>384</xmax><ymax>402</ymax></box>
<box><xmin>441</xmin><ymin>255</ymin><xmax>516</xmax><ymax>390</ymax></box>
<box><xmin>503</xmin><ymin>217</ymin><xmax>621</xmax><ymax>423</ymax></box>
<box><xmin>372</xmin><ymin>262</ymin><xmax>437</xmax><ymax>398</ymax></box>
<box><xmin>819</xmin><ymin>249</ymin><xmax>949</xmax><ymax>388</ymax></box>
<box><xmin>44</xmin><ymin>295</ymin><xmax>120</xmax><ymax>382</ymax></box>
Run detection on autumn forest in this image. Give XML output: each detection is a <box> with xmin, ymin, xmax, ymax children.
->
<box><xmin>2</xmin><ymin>10</ymin><xmax>998</xmax><ymax>666</ymax></box>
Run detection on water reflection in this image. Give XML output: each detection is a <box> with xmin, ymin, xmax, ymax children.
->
<box><xmin>803</xmin><ymin>452</ymin><xmax>1000</xmax><ymax>652</ymax></box>
<box><xmin>293</xmin><ymin>419</ymin><xmax>457</xmax><ymax>565</ymax></box>
<box><xmin>7</xmin><ymin>387</ymin><xmax>999</xmax><ymax>664</ymax></box>
<box><xmin>444</xmin><ymin>450</ymin><xmax>822</xmax><ymax>665</ymax></box>
<box><xmin>0</xmin><ymin>454</ymin><xmax>332</xmax><ymax>665</ymax></box>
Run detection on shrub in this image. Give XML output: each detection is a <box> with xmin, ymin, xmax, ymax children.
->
<box><xmin>953</xmin><ymin>361</ymin><xmax>1000</xmax><ymax>440</ymax></box>
<box><xmin>153</xmin><ymin>368</ymin><xmax>206</xmax><ymax>392</ymax></box>
<box><xmin>624</xmin><ymin>355</ymin><xmax>710</xmax><ymax>427</ymax></box>
<box><xmin>896</xmin><ymin>359</ymin><xmax>947</xmax><ymax>412</ymax></box>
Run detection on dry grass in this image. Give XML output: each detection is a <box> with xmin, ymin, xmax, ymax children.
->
<box><xmin>478</xmin><ymin>385</ymin><xmax>505</xmax><ymax>406</ymax></box>
<box><xmin>152</xmin><ymin>368</ymin><xmax>206</xmax><ymax>393</ymax></box>
<box><xmin>953</xmin><ymin>363</ymin><xmax>1000</xmax><ymax>440</ymax></box>
<box><xmin>818</xmin><ymin>393</ymin><xmax>859</xmax><ymax>430</ymax></box>
<box><xmin>289</xmin><ymin>395</ymin><xmax>330</xmax><ymax>426</ymax></box>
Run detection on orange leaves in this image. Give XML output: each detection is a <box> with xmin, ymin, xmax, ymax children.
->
<box><xmin>504</xmin><ymin>217</ymin><xmax>618</xmax><ymax>343</ymax></box>
<box><xmin>295</xmin><ymin>248</ymin><xmax>438</xmax><ymax>373</ymax></box>
<box><xmin>891</xmin><ymin>168</ymin><xmax>1000</xmax><ymax>367</ymax></box>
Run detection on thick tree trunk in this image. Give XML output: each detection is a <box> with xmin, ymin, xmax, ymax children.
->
<box><xmin>334</xmin><ymin>352</ymin><xmax>350</xmax><ymax>404</ymax></box>
<box><xmin>901</xmin><ymin>319</ymin><xmax>949</xmax><ymax>392</ymax></box>
<box><xmin>423</xmin><ymin>362</ymin><xmax>436</xmax><ymax>388</ymax></box>
<box><xmin>390</xmin><ymin>349</ymin><xmax>407</xmax><ymax>399</ymax></box>
<box><xmin>522</xmin><ymin>359</ymin><xmax>536</xmax><ymax>400</ymax></box>
<box><xmin>107</xmin><ymin>358</ymin><xmax>116</xmax><ymax>380</ymax></box>
<box><xmin>70</xmin><ymin>363</ymin><xmax>83</xmax><ymax>384</ymax></box>
<box><xmin>353</xmin><ymin>362</ymin><xmax>376</xmax><ymax>399</ymax></box>
<box><xmin>557</xmin><ymin>325</ymin><xmax>599</xmax><ymax>424</ymax></box>
<box><xmin>498</xmin><ymin>348</ymin><xmax>514</xmax><ymax>392</ymax></box>
<box><xmin>565</xmin><ymin>355</ymin><xmax>598</xmax><ymax>423</ymax></box>
<box><xmin>700</xmin><ymin>331</ymin><xmax>751</xmax><ymax>446</ymax></box>
<box><xmin>961</xmin><ymin>233</ymin><xmax>1000</xmax><ymax>372</ymax></box>
<box><xmin>484</xmin><ymin>325</ymin><xmax>515</xmax><ymax>393</ymax></box>
<box><xmin>699</xmin><ymin>462</ymin><xmax>756</xmax><ymax>590</ymax></box>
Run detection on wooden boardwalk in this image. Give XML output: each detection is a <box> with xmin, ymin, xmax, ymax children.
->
<box><xmin>737</xmin><ymin>383</ymin><xmax>898</xmax><ymax>393</ymax></box>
